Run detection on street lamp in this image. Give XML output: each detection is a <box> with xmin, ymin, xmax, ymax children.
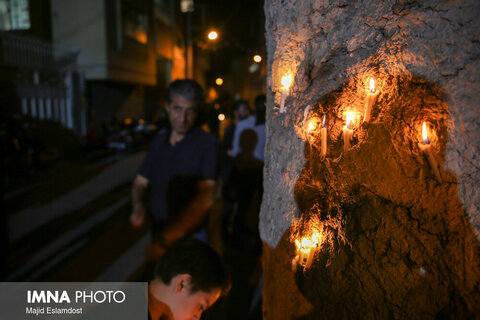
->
<box><xmin>253</xmin><ymin>54</ymin><xmax>262</xmax><ymax>63</ymax></box>
<box><xmin>180</xmin><ymin>0</ymin><xmax>194</xmax><ymax>12</ymax></box>
<box><xmin>208</xmin><ymin>30</ymin><xmax>218</xmax><ymax>41</ymax></box>
<box><xmin>215</xmin><ymin>77</ymin><xmax>223</xmax><ymax>85</ymax></box>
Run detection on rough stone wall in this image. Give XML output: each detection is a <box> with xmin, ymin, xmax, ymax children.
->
<box><xmin>261</xmin><ymin>0</ymin><xmax>480</xmax><ymax>319</ymax></box>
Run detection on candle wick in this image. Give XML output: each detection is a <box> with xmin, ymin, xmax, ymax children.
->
<box><xmin>424</xmin><ymin>138</ymin><xmax>430</xmax><ymax>144</ymax></box>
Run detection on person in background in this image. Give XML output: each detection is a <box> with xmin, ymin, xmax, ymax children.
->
<box><xmin>220</xmin><ymin>100</ymin><xmax>250</xmax><ymax>240</ymax></box>
<box><xmin>130</xmin><ymin>79</ymin><xmax>219</xmax><ymax>262</ymax></box>
<box><xmin>222</xmin><ymin>99</ymin><xmax>250</xmax><ymax>162</ymax></box>
<box><xmin>228</xmin><ymin>94</ymin><xmax>266</xmax><ymax>245</ymax></box>
<box><xmin>148</xmin><ymin>239</ymin><xmax>230</xmax><ymax>320</ymax></box>
<box><xmin>231</xmin><ymin>95</ymin><xmax>266</xmax><ymax>163</ymax></box>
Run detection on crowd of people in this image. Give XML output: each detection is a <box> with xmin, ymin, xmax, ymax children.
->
<box><xmin>129</xmin><ymin>79</ymin><xmax>266</xmax><ymax>319</ymax></box>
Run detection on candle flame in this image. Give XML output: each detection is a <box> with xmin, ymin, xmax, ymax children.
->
<box><xmin>295</xmin><ymin>237</ymin><xmax>312</xmax><ymax>250</ymax></box>
<box><xmin>312</xmin><ymin>233</ymin><xmax>320</xmax><ymax>245</ymax></box>
<box><xmin>369</xmin><ymin>77</ymin><xmax>375</xmax><ymax>93</ymax></box>
<box><xmin>322</xmin><ymin>115</ymin><xmax>326</xmax><ymax>128</ymax></box>
<box><xmin>308</xmin><ymin>121</ymin><xmax>315</xmax><ymax>133</ymax></box>
<box><xmin>295</xmin><ymin>233</ymin><xmax>321</xmax><ymax>251</ymax></box>
<box><xmin>422</xmin><ymin>122</ymin><xmax>430</xmax><ymax>144</ymax></box>
<box><xmin>346</xmin><ymin>112</ymin><xmax>353</xmax><ymax>129</ymax></box>
<box><xmin>281</xmin><ymin>74</ymin><xmax>292</xmax><ymax>91</ymax></box>
<box><xmin>302</xmin><ymin>237</ymin><xmax>313</xmax><ymax>249</ymax></box>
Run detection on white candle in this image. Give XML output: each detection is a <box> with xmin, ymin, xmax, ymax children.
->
<box><xmin>418</xmin><ymin>122</ymin><xmax>441</xmax><ymax>182</ymax></box>
<box><xmin>294</xmin><ymin>233</ymin><xmax>321</xmax><ymax>270</ymax></box>
<box><xmin>296</xmin><ymin>236</ymin><xmax>317</xmax><ymax>269</ymax></box>
<box><xmin>291</xmin><ymin>255</ymin><xmax>299</xmax><ymax>272</ymax></box>
<box><xmin>307</xmin><ymin>121</ymin><xmax>315</xmax><ymax>170</ymax></box>
<box><xmin>320</xmin><ymin>115</ymin><xmax>327</xmax><ymax>158</ymax></box>
<box><xmin>364</xmin><ymin>78</ymin><xmax>379</xmax><ymax>123</ymax></box>
<box><xmin>298</xmin><ymin>245</ymin><xmax>314</xmax><ymax>269</ymax></box>
<box><xmin>343</xmin><ymin>112</ymin><xmax>354</xmax><ymax>152</ymax></box>
<box><xmin>279</xmin><ymin>75</ymin><xmax>292</xmax><ymax>113</ymax></box>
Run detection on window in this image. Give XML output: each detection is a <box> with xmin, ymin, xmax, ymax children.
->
<box><xmin>0</xmin><ymin>0</ymin><xmax>30</xmax><ymax>31</ymax></box>
<box><xmin>123</xmin><ymin>4</ymin><xmax>148</xmax><ymax>44</ymax></box>
<box><xmin>154</xmin><ymin>0</ymin><xmax>171</xmax><ymax>26</ymax></box>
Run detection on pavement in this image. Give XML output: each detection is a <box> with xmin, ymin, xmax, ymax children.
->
<box><xmin>8</xmin><ymin>151</ymin><xmax>146</xmax><ymax>242</ymax></box>
<box><xmin>3</xmin><ymin>149</ymin><xmax>263</xmax><ymax>319</ymax></box>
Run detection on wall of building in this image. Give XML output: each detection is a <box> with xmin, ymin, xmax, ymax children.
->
<box><xmin>50</xmin><ymin>0</ymin><xmax>107</xmax><ymax>79</ymax></box>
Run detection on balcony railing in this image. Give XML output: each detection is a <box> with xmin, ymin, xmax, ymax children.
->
<box><xmin>0</xmin><ymin>32</ymin><xmax>79</xmax><ymax>70</ymax></box>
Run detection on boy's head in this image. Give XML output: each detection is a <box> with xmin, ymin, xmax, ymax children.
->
<box><xmin>152</xmin><ymin>239</ymin><xmax>230</xmax><ymax>320</ymax></box>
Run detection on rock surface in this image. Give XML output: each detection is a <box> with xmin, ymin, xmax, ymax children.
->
<box><xmin>261</xmin><ymin>0</ymin><xmax>480</xmax><ymax>318</ymax></box>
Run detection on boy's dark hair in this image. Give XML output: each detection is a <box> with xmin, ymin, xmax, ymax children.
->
<box><xmin>167</xmin><ymin>79</ymin><xmax>204</xmax><ymax>107</ymax></box>
<box><xmin>154</xmin><ymin>239</ymin><xmax>230</xmax><ymax>295</ymax></box>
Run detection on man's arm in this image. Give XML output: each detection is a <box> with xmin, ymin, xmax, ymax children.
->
<box><xmin>130</xmin><ymin>174</ymin><xmax>149</xmax><ymax>229</ymax></box>
<box><xmin>157</xmin><ymin>179</ymin><xmax>216</xmax><ymax>246</ymax></box>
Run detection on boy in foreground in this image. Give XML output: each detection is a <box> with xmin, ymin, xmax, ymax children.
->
<box><xmin>148</xmin><ymin>239</ymin><xmax>230</xmax><ymax>320</ymax></box>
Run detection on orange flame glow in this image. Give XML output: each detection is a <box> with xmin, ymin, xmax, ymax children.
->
<box><xmin>295</xmin><ymin>232</ymin><xmax>322</xmax><ymax>251</ymax></box>
<box><xmin>308</xmin><ymin>121</ymin><xmax>315</xmax><ymax>133</ymax></box>
<box><xmin>369</xmin><ymin>77</ymin><xmax>375</xmax><ymax>93</ymax></box>
<box><xmin>281</xmin><ymin>74</ymin><xmax>293</xmax><ymax>91</ymax></box>
<box><xmin>312</xmin><ymin>232</ymin><xmax>321</xmax><ymax>245</ymax></box>
<box><xmin>346</xmin><ymin>112</ymin><xmax>353</xmax><ymax>129</ymax></box>
<box><xmin>422</xmin><ymin>122</ymin><xmax>430</xmax><ymax>144</ymax></box>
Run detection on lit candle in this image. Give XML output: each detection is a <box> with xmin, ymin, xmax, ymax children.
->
<box><xmin>320</xmin><ymin>115</ymin><xmax>327</xmax><ymax>158</ymax></box>
<box><xmin>279</xmin><ymin>74</ymin><xmax>292</xmax><ymax>113</ymax></box>
<box><xmin>292</xmin><ymin>254</ymin><xmax>299</xmax><ymax>272</ymax></box>
<box><xmin>296</xmin><ymin>238</ymin><xmax>314</xmax><ymax>269</ymax></box>
<box><xmin>294</xmin><ymin>233</ymin><xmax>320</xmax><ymax>270</ymax></box>
<box><xmin>343</xmin><ymin>112</ymin><xmax>354</xmax><ymax>152</ymax></box>
<box><xmin>307</xmin><ymin>121</ymin><xmax>315</xmax><ymax>171</ymax></box>
<box><xmin>363</xmin><ymin>78</ymin><xmax>379</xmax><ymax>123</ymax></box>
<box><xmin>418</xmin><ymin>122</ymin><xmax>441</xmax><ymax>182</ymax></box>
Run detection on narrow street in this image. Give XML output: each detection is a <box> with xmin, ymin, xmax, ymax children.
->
<box><xmin>3</xmin><ymin>150</ymin><xmax>263</xmax><ymax>319</ymax></box>
<box><xmin>4</xmin><ymin>151</ymin><xmax>149</xmax><ymax>282</ymax></box>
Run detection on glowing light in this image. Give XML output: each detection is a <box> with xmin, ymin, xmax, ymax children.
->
<box><xmin>369</xmin><ymin>77</ymin><xmax>375</xmax><ymax>93</ymax></box>
<box><xmin>180</xmin><ymin>0</ymin><xmax>194</xmax><ymax>13</ymax></box>
<box><xmin>253</xmin><ymin>55</ymin><xmax>262</xmax><ymax>63</ymax></box>
<box><xmin>138</xmin><ymin>119</ymin><xmax>145</xmax><ymax>125</ymax></box>
<box><xmin>208</xmin><ymin>88</ymin><xmax>218</xmax><ymax>101</ymax></box>
<box><xmin>218</xmin><ymin>113</ymin><xmax>225</xmax><ymax>121</ymax></box>
<box><xmin>281</xmin><ymin>74</ymin><xmax>292</xmax><ymax>91</ymax></box>
<box><xmin>295</xmin><ymin>239</ymin><xmax>301</xmax><ymax>249</ymax></box>
<box><xmin>214</xmin><ymin>103</ymin><xmax>220</xmax><ymax>110</ymax></box>
<box><xmin>293</xmin><ymin>232</ymin><xmax>322</xmax><ymax>270</ymax></box>
<box><xmin>422</xmin><ymin>122</ymin><xmax>429</xmax><ymax>144</ymax></box>
<box><xmin>249</xmin><ymin>63</ymin><xmax>259</xmax><ymax>73</ymax></box>
<box><xmin>311</xmin><ymin>233</ymin><xmax>321</xmax><ymax>245</ymax></box>
<box><xmin>124</xmin><ymin>118</ymin><xmax>132</xmax><ymax>125</ymax></box>
<box><xmin>308</xmin><ymin>121</ymin><xmax>315</xmax><ymax>133</ymax></box>
<box><xmin>208</xmin><ymin>31</ymin><xmax>218</xmax><ymax>40</ymax></box>
<box><xmin>295</xmin><ymin>233</ymin><xmax>321</xmax><ymax>251</ymax></box>
<box><xmin>346</xmin><ymin>112</ymin><xmax>353</xmax><ymax>129</ymax></box>
<box><xmin>215</xmin><ymin>78</ymin><xmax>223</xmax><ymax>86</ymax></box>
